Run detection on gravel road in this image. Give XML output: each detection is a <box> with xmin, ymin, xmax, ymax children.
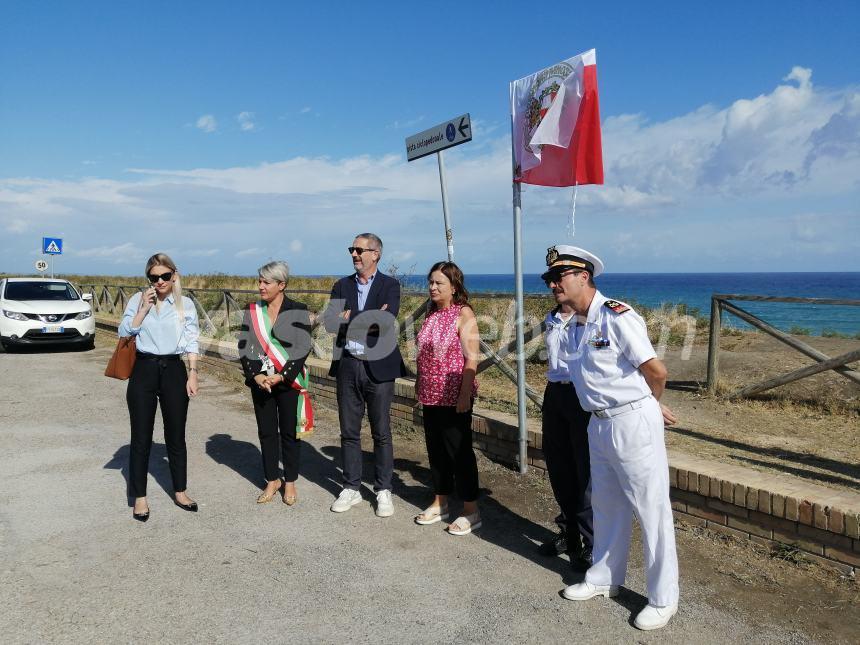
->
<box><xmin>0</xmin><ymin>341</ymin><xmax>850</xmax><ymax>644</ymax></box>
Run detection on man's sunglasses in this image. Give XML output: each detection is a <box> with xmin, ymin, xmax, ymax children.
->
<box><xmin>348</xmin><ymin>246</ymin><xmax>377</xmax><ymax>255</ymax></box>
<box><xmin>147</xmin><ymin>271</ymin><xmax>174</xmax><ymax>283</ymax></box>
<box><xmin>543</xmin><ymin>269</ymin><xmax>579</xmax><ymax>287</ymax></box>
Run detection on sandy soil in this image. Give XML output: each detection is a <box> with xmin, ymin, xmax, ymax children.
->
<box><xmin>476</xmin><ymin>332</ymin><xmax>860</xmax><ymax>495</ymax></box>
<box><xmin>2</xmin><ymin>334</ymin><xmax>858</xmax><ymax>643</ymax></box>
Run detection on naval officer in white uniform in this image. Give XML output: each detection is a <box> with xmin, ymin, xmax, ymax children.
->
<box><xmin>544</xmin><ymin>245</ymin><xmax>680</xmax><ymax>631</ymax></box>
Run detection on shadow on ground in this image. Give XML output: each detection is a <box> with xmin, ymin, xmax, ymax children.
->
<box><xmin>104</xmin><ymin>443</ymin><xmax>176</xmax><ymax>506</ymax></box>
<box><xmin>667</xmin><ymin>425</ymin><xmax>860</xmax><ymax>489</ymax></box>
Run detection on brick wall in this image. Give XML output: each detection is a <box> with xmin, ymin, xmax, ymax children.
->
<box><xmin>668</xmin><ymin>460</ymin><xmax>860</xmax><ymax>575</ymax></box>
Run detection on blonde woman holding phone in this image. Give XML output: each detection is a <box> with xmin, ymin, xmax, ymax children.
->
<box><xmin>119</xmin><ymin>253</ymin><xmax>200</xmax><ymax>522</ymax></box>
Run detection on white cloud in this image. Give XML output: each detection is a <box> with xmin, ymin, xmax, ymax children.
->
<box><xmin>300</xmin><ymin>107</ymin><xmax>311</xmax><ymax>114</ymax></box>
<box><xmin>601</xmin><ymin>67</ymin><xmax>859</xmax><ymax>206</ymax></box>
<box><xmin>389</xmin><ymin>116</ymin><xmax>424</xmax><ymax>130</ymax></box>
<box><xmin>7</xmin><ymin>219</ymin><xmax>29</xmax><ymax>233</ymax></box>
<box><xmin>185</xmin><ymin>249</ymin><xmax>221</xmax><ymax>257</ymax></box>
<box><xmin>196</xmin><ymin>114</ymin><xmax>217</xmax><ymax>133</ymax></box>
<box><xmin>237</xmin><ymin>111</ymin><xmax>256</xmax><ymax>132</ymax></box>
<box><xmin>74</xmin><ymin>242</ymin><xmax>147</xmax><ymax>263</ymax></box>
<box><xmin>1</xmin><ymin>68</ymin><xmax>857</xmax><ymax>275</ymax></box>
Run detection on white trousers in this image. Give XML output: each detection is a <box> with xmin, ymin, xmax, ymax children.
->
<box><xmin>584</xmin><ymin>395</ymin><xmax>679</xmax><ymax>607</ymax></box>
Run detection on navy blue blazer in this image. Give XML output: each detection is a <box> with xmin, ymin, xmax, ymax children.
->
<box><xmin>322</xmin><ymin>271</ymin><xmax>407</xmax><ymax>382</ymax></box>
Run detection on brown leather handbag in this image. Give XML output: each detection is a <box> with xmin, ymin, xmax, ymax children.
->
<box><xmin>105</xmin><ymin>337</ymin><xmax>137</xmax><ymax>380</ymax></box>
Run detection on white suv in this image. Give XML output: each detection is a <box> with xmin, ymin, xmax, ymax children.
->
<box><xmin>0</xmin><ymin>278</ymin><xmax>96</xmax><ymax>350</ymax></box>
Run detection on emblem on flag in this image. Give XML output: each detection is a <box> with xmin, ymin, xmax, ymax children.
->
<box><xmin>510</xmin><ymin>49</ymin><xmax>603</xmax><ymax>187</ymax></box>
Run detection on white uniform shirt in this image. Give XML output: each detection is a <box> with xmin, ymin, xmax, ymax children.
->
<box><xmin>544</xmin><ymin>308</ymin><xmax>575</xmax><ymax>382</ymax></box>
<box><xmin>565</xmin><ymin>291</ymin><xmax>656</xmax><ymax>412</ymax></box>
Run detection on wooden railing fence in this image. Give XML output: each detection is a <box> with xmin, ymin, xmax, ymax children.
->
<box><xmin>83</xmin><ymin>285</ymin><xmax>859</xmax><ymax>404</ymax></box>
<box><xmin>706</xmin><ymin>294</ymin><xmax>860</xmax><ymax>398</ymax></box>
<box><xmin>79</xmin><ymin>283</ymin><xmax>548</xmax><ymax>407</ymax></box>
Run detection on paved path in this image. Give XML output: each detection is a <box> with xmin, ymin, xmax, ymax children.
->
<box><xmin>0</xmin><ymin>342</ymin><xmax>835</xmax><ymax>643</ymax></box>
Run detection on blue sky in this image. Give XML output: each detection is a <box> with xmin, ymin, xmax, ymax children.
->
<box><xmin>1</xmin><ymin>1</ymin><xmax>858</xmax><ymax>276</ymax></box>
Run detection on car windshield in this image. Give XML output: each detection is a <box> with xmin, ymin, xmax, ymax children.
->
<box><xmin>4</xmin><ymin>282</ymin><xmax>79</xmax><ymax>301</ymax></box>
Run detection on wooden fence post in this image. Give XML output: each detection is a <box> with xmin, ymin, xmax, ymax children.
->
<box><xmin>707</xmin><ymin>296</ymin><xmax>721</xmax><ymax>392</ymax></box>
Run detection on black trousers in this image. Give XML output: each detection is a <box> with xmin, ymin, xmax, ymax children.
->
<box><xmin>336</xmin><ymin>354</ymin><xmax>394</xmax><ymax>492</ymax></box>
<box><xmin>542</xmin><ymin>382</ymin><xmax>593</xmax><ymax>550</ymax></box>
<box><xmin>251</xmin><ymin>385</ymin><xmax>301</xmax><ymax>483</ymax></box>
<box><xmin>422</xmin><ymin>404</ymin><xmax>479</xmax><ymax>502</ymax></box>
<box><xmin>126</xmin><ymin>355</ymin><xmax>189</xmax><ymax>498</ymax></box>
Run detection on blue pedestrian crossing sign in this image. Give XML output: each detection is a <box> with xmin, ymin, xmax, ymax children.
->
<box><xmin>42</xmin><ymin>237</ymin><xmax>63</xmax><ymax>255</ymax></box>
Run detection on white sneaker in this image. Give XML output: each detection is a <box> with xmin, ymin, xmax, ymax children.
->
<box><xmin>330</xmin><ymin>488</ymin><xmax>363</xmax><ymax>513</ymax></box>
<box><xmin>562</xmin><ymin>581</ymin><xmax>620</xmax><ymax>601</ymax></box>
<box><xmin>375</xmin><ymin>490</ymin><xmax>394</xmax><ymax>517</ymax></box>
<box><xmin>633</xmin><ymin>603</ymin><xmax>678</xmax><ymax>631</ymax></box>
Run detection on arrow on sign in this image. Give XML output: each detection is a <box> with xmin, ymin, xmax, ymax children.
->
<box><xmin>458</xmin><ymin>117</ymin><xmax>470</xmax><ymax>138</ymax></box>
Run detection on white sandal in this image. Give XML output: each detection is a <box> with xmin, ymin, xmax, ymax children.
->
<box><xmin>447</xmin><ymin>512</ymin><xmax>481</xmax><ymax>536</ymax></box>
<box><xmin>415</xmin><ymin>505</ymin><xmax>449</xmax><ymax>525</ymax></box>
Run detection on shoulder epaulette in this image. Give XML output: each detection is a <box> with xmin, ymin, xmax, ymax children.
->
<box><xmin>604</xmin><ymin>300</ymin><xmax>630</xmax><ymax>314</ymax></box>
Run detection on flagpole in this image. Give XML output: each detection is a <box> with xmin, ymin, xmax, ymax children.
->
<box><xmin>510</xmin><ymin>109</ymin><xmax>528</xmax><ymax>475</ymax></box>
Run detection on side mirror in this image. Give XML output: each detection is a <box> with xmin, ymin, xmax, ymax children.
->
<box><xmin>82</xmin><ymin>293</ymin><xmax>93</xmax><ymax>302</ymax></box>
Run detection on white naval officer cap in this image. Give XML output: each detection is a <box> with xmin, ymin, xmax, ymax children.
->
<box><xmin>541</xmin><ymin>245</ymin><xmax>604</xmax><ymax>279</ymax></box>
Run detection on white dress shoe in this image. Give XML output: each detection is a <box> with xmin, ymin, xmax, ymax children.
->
<box><xmin>562</xmin><ymin>581</ymin><xmax>620</xmax><ymax>601</ymax></box>
<box><xmin>633</xmin><ymin>603</ymin><xmax>678</xmax><ymax>630</ymax></box>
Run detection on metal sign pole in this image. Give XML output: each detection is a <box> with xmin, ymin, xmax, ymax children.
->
<box><xmin>436</xmin><ymin>150</ymin><xmax>454</xmax><ymax>261</ymax></box>
<box><xmin>511</xmin><ymin>180</ymin><xmax>527</xmax><ymax>474</ymax></box>
<box><xmin>50</xmin><ymin>255</ymin><xmax>54</xmax><ymax>279</ymax></box>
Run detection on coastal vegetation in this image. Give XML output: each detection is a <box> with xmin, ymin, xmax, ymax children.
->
<box><xmin>6</xmin><ymin>272</ymin><xmax>857</xmax><ymax>420</ymax></box>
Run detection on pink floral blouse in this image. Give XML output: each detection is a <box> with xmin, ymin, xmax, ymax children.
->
<box><xmin>416</xmin><ymin>304</ymin><xmax>478</xmax><ymax>406</ymax></box>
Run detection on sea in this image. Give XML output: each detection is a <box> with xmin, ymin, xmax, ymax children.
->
<box><xmin>397</xmin><ymin>272</ymin><xmax>860</xmax><ymax>337</ymax></box>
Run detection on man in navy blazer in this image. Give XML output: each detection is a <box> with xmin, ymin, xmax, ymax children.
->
<box><xmin>322</xmin><ymin>233</ymin><xmax>406</xmax><ymax>517</ymax></box>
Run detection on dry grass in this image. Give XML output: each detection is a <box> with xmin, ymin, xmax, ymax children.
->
<box><xmin>57</xmin><ymin>272</ymin><xmax>858</xmax><ymax>423</ymax></box>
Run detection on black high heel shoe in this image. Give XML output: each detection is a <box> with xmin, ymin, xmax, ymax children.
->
<box><xmin>133</xmin><ymin>509</ymin><xmax>150</xmax><ymax>522</ymax></box>
<box><xmin>174</xmin><ymin>499</ymin><xmax>198</xmax><ymax>512</ymax></box>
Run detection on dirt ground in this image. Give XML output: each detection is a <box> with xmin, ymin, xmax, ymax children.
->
<box><xmin>3</xmin><ymin>332</ymin><xmax>859</xmax><ymax>642</ymax></box>
<box><xmin>186</xmin><ymin>335</ymin><xmax>860</xmax><ymax>642</ymax></box>
<box><xmin>478</xmin><ymin>332</ymin><xmax>860</xmax><ymax>495</ymax></box>
<box><xmin>283</xmin><ymin>403</ymin><xmax>860</xmax><ymax>643</ymax></box>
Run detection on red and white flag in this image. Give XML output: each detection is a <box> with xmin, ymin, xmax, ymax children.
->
<box><xmin>510</xmin><ymin>49</ymin><xmax>603</xmax><ymax>187</ymax></box>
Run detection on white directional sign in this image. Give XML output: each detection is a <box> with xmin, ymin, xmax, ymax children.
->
<box><xmin>35</xmin><ymin>260</ymin><xmax>48</xmax><ymax>273</ymax></box>
<box><xmin>43</xmin><ymin>237</ymin><xmax>63</xmax><ymax>255</ymax></box>
<box><xmin>406</xmin><ymin>113</ymin><xmax>472</xmax><ymax>162</ymax></box>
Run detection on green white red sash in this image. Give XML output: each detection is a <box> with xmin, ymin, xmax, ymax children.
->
<box><xmin>249</xmin><ymin>302</ymin><xmax>314</xmax><ymax>437</ymax></box>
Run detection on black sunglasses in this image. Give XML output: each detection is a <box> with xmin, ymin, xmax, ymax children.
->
<box><xmin>147</xmin><ymin>271</ymin><xmax>174</xmax><ymax>283</ymax></box>
<box><xmin>348</xmin><ymin>246</ymin><xmax>377</xmax><ymax>255</ymax></box>
<box><xmin>543</xmin><ymin>269</ymin><xmax>578</xmax><ymax>287</ymax></box>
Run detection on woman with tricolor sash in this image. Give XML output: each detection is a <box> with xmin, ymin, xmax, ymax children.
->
<box><xmin>238</xmin><ymin>261</ymin><xmax>314</xmax><ymax>506</ymax></box>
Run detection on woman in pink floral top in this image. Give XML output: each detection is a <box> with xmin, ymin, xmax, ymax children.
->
<box><xmin>414</xmin><ymin>261</ymin><xmax>481</xmax><ymax>535</ymax></box>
